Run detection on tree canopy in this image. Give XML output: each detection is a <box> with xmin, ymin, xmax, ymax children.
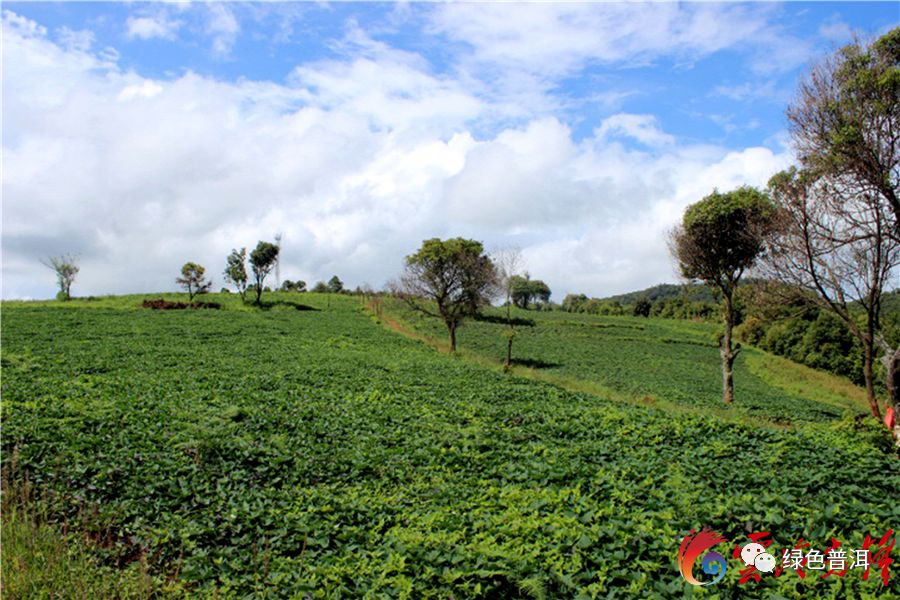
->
<box><xmin>327</xmin><ymin>275</ymin><xmax>344</xmax><ymax>294</ymax></box>
<box><xmin>176</xmin><ymin>262</ymin><xmax>212</xmax><ymax>301</ymax></box>
<box><xmin>788</xmin><ymin>27</ymin><xmax>899</xmax><ymax>233</ymax></box>
<box><xmin>399</xmin><ymin>237</ymin><xmax>498</xmax><ymax>352</ymax></box>
<box><xmin>510</xmin><ymin>275</ymin><xmax>551</xmax><ymax>309</ymax></box>
<box><xmin>224</xmin><ymin>248</ymin><xmax>249</xmax><ymax>302</ymax></box>
<box><xmin>670</xmin><ymin>186</ymin><xmax>776</xmax><ymax>404</ymax></box>
<box><xmin>675</xmin><ymin>186</ymin><xmax>776</xmax><ymax>290</ymax></box>
<box><xmin>249</xmin><ymin>241</ymin><xmax>280</xmax><ymax>305</ymax></box>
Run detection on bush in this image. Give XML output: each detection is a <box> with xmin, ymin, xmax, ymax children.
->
<box><xmin>141</xmin><ymin>299</ymin><xmax>221</xmax><ymax>310</ymax></box>
<box><xmin>633</xmin><ymin>297</ymin><xmax>651</xmax><ymax>317</ymax></box>
<box><xmin>735</xmin><ymin>315</ymin><xmax>766</xmax><ymax>346</ymax></box>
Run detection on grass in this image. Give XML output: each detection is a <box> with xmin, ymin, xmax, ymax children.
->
<box><xmin>1</xmin><ymin>475</ymin><xmax>156</xmax><ymax>599</ymax></box>
<box><xmin>745</xmin><ymin>352</ymin><xmax>870</xmax><ymax>411</ymax></box>
<box><xmin>2</xmin><ymin>292</ymin><xmax>898</xmax><ymax>598</ymax></box>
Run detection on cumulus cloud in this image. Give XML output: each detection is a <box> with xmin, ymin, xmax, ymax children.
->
<box><xmin>2</xmin><ymin>9</ymin><xmax>794</xmax><ymax>301</ymax></box>
<box><xmin>126</xmin><ymin>15</ymin><xmax>181</xmax><ymax>41</ymax></box>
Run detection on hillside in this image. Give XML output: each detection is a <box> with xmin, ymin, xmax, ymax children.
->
<box><xmin>387</xmin><ymin>301</ymin><xmax>868</xmax><ymax>426</ymax></box>
<box><xmin>596</xmin><ymin>283</ymin><xmax>717</xmax><ymax>305</ymax></box>
<box><xmin>2</xmin><ymin>293</ymin><xmax>899</xmax><ymax>598</ymax></box>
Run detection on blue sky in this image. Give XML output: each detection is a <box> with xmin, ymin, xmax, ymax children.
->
<box><xmin>3</xmin><ymin>2</ymin><xmax>898</xmax><ymax>299</ymax></box>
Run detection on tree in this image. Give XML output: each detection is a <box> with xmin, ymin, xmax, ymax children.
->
<box><xmin>249</xmin><ymin>241</ymin><xmax>280</xmax><ymax>305</ymax></box>
<box><xmin>510</xmin><ymin>274</ymin><xmax>552</xmax><ymax>309</ymax></box>
<box><xmin>787</xmin><ymin>28</ymin><xmax>899</xmax><ymax>238</ymax></box>
<box><xmin>493</xmin><ymin>247</ymin><xmax>523</xmax><ymax>369</ymax></box>
<box><xmin>176</xmin><ymin>262</ymin><xmax>212</xmax><ymax>301</ymax></box>
<box><xmin>398</xmin><ymin>238</ymin><xmax>499</xmax><ymax>352</ymax></box>
<box><xmin>763</xmin><ymin>167</ymin><xmax>900</xmax><ymax>420</ymax></box>
<box><xmin>781</xmin><ymin>27</ymin><xmax>900</xmax><ymax>438</ymax></box>
<box><xmin>669</xmin><ymin>186</ymin><xmax>776</xmax><ymax>404</ymax></box>
<box><xmin>633</xmin><ymin>297</ymin><xmax>652</xmax><ymax>317</ymax></box>
<box><xmin>43</xmin><ymin>254</ymin><xmax>79</xmax><ymax>300</ymax></box>
<box><xmin>281</xmin><ymin>280</ymin><xmax>306</xmax><ymax>292</ymax></box>
<box><xmin>224</xmin><ymin>248</ymin><xmax>248</xmax><ymax>302</ymax></box>
<box><xmin>562</xmin><ymin>293</ymin><xmax>588</xmax><ymax>312</ymax></box>
<box><xmin>311</xmin><ymin>281</ymin><xmax>329</xmax><ymax>293</ymax></box>
<box><xmin>327</xmin><ymin>275</ymin><xmax>344</xmax><ymax>294</ymax></box>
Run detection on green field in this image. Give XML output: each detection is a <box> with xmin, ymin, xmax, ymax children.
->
<box><xmin>2</xmin><ymin>293</ymin><xmax>899</xmax><ymax>598</ymax></box>
<box><xmin>388</xmin><ymin>302</ymin><xmax>866</xmax><ymax>425</ymax></box>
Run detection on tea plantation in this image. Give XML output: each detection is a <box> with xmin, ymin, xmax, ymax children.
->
<box><xmin>388</xmin><ymin>303</ymin><xmax>865</xmax><ymax>425</ymax></box>
<box><xmin>2</xmin><ymin>293</ymin><xmax>898</xmax><ymax>598</ymax></box>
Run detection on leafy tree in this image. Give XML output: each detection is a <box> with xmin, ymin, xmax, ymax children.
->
<box><xmin>281</xmin><ymin>280</ymin><xmax>306</xmax><ymax>292</ymax></box>
<box><xmin>224</xmin><ymin>248</ymin><xmax>248</xmax><ymax>302</ymax></box>
<box><xmin>311</xmin><ymin>281</ymin><xmax>328</xmax><ymax>293</ymax></box>
<box><xmin>632</xmin><ymin>297</ymin><xmax>652</xmax><ymax>317</ymax></box>
<box><xmin>788</xmin><ymin>28</ymin><xmax>899</xmax><ymax>236</ymax></box>
<box><xmin>43</xmin><ymin>254</ymin><xmax>79</xmax><ymax>300</ymax></box>
<box><xmin>176</xmin><ymin>262</ymin><xmax>212</xmax><ymax>301</ymax></box>
<box><xmin>510</xmin><ymin>274</ymin><xmax>552</xmax><ymax>309</ymax></box>
<box><xmin>397</xmin><ymin>238</ymin><xmax>499</xmax><ymax>352</ymax></box>
<box><xmin>562</xmin><ymin>293</ymin><xmax>588</xmax><ymax>312</ymax></box>
<box><xmin>670</xmin><ymin>186</ymin><xmax>776</xmax><ymax>404</ymax></box>
<box><xmin>327</xmin><ymin>275</ymin><xmax>344</xmax><ymax>294</ymax></box>
<box><xmin>249</xmin><ymin>241</ymin><xmax>279</xmax><ymax>305</ymax></box>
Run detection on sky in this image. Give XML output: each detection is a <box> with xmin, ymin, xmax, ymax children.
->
<box><xmin>2</xmin><ymin>2</ymin><xmax>898</xmax><ymax>300</ymax></box>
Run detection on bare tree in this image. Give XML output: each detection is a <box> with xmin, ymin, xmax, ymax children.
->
<box><xmin>43</xmin><ymin>254</ymin><xmax>79</xmax><ymax>300</ymax></box>
<box><xmin>763</xmin><ymin>168</ymin><xmax>900</xmax><ymax>422</ymax></box>
<box><xmin>493</xmin><ymin>247</ymin><xmax>523</xmax><ymax>369</ymax></box>
<box><xmin>777</xmin><ymin>27</ymin><xmax>900</xmax><ymax>438</ymax></box>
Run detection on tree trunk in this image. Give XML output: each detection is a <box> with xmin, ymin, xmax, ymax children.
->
<box><xmin>448</xmin><ymin>322</ymin><xmax>457</xmax><ymax>353</ymax></box>
<box><xmin>863</xmin><ymin>340</ymin><xmax>882</xmax><ymax>421</ymax></box>
<box><xmin>720</xmin><ymin>290</ymin><xmax>737</xmax><ymax>405</ymax></box>
<box><xmin>255</xmin><ymin>285</ymin><xmax>263</xmax><ymax>305</ymax></box>
<box><xmin>505</xmin><ymin>336</ymin><xmax>513</xmax><ymax>370</ymax></box>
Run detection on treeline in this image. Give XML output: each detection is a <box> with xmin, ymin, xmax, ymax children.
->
<box><xmin>560</xmin><ymin>292</ymin><xmax>717</xmax><ymax>319</ymax></box>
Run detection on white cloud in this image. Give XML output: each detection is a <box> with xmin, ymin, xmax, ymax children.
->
<box><xmin>2</xmin><ymin>10</ymin><xmax>796</xmax><ymax>301</ymax></box>
<box><xmin>596</xmin><ymin>114</ymin><xmax>675</xmax><ymax>148</ymax></box>
<box><xmin>56</xmin><ymin>26</ymin><xmax>95</xmax><ymax>52</ymax></box>
<box><xmin>206</xmin><ymin>4</ymin><xmax>239</xmax><ymax>56</ymax></box>
<box><xmin>117</xmin><ymin>81</ymin><xmax>164</xmax><ymax>101</ymax></box>
<box><xmin>126</xmin><ymin>15</ymin><xmax>181</xmax><ymax>41</ymax></box>
<box><xmin>819</xmin><ymin>17</ymin><xmax>853</xmax><ymax>43</ymax></box>
<box><xmin>430</xmin><ymin>3</ymin><xmax>777</xmax><ymax>77</ymax></box>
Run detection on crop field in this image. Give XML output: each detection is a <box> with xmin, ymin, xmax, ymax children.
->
<box><xmin>2</xmin><ymin>293</ymin><xmax>899</xmax><ymax>598</ymax></box>
<box><xmin>388</xmin><ymin>303</ymin><xmax>867</xmax><ymax>426</ymax></box>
